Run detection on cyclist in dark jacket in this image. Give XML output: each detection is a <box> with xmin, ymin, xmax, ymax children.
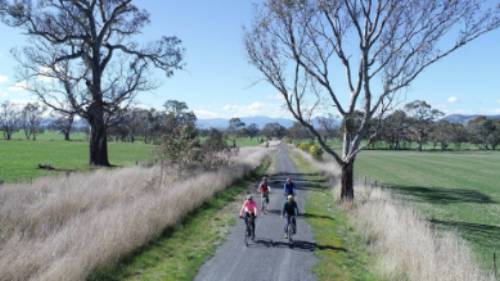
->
<box><xmin>282</xmin><ymin>195</ymin><xmax>299</xmax><ymax>238</ymax></box>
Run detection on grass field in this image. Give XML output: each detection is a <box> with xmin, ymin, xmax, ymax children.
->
<box><xmin>0</xmin><ymin>139</ymin><xmax>154</xmax><ymax>182</ymax></box>
<box><xmin>6</xmin><ymin>130</ymin><xmax>88</xmax><ymax>141</ymax></box>
<box><xmin>292</xmin><ymin>138</ymin><xmax>482</xmax><ymax>151</ymax></box>
<box><xmin>0</xmin><ymin>131</ymin><xmax>264</xmax><ymax>183</ymax></box>
<box><xmin>355</xmin><ymin>150</ymin><xmax>500</xmax><ymax>274</ymax></box>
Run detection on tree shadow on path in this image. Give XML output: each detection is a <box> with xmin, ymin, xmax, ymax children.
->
<box><xmin>250</xmin><ymin>238</ymin><xmax>348</xmax><ymax>253</ymax></box>
<box><xmin>264</xmin><ymin>209</ymin><xmax>334</xmax><ymax>221</ymax></box>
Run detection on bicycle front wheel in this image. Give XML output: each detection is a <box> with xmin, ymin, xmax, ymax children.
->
<box><xmin>287</xmin><ymin>223</ymin><xmax>293</xmax><ymax>244</ymax></box>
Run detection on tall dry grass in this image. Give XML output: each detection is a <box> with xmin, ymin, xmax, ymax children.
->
<box><xmin>293</xmin><ymin>148</ymin><xmax>496</xmax><ymax>281</ymax></box>
<box><xmin>0</xmin><ymin>146</ymin><xmax>274</xmax><ymax>281</ymax></box>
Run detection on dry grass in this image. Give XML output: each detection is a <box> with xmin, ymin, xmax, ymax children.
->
<box><xmin>0</xmin><ymin>146</ymin><xmax>274</xmax><ymax>281</ymax></box>
<box><xmin>293</xmin><ymin>148</ymin><xmax>496</xmax><ymax>281</ymax></box>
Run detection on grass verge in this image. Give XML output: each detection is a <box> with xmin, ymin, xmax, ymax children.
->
<box><xmin>88</xmin><ymin>160</ymin><xmax>271</xmax><ymax>281</ymax></box>
<box><xmin>289</xmin><ymin>151</ymin><xmax>384</xmax><ymax>281</ymax></box>
<box><xmin>355</xmin><ymin>150</ymin><xmax>500</xmax><ymax>276</ymax></box>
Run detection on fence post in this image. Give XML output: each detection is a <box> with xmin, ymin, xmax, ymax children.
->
<box><xmin>494</xmin><ymin>252</ymin><xmax>497</xmax><ymax>277</ymax></box>
<box><xmin>364</xmin><ymin>176</ymin><xmax>367</xmax><ymax>186</ymax></box>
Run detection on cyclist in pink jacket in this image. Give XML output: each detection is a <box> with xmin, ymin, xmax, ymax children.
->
<box><xmin>239</xmin><ymin>195</ymin><xmax>258</xmax><ymax>240</ymax></box>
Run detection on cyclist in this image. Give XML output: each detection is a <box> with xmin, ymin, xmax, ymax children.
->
<box><xmin>257</xmin><ymin>176</ymin><xmax>271</xmax><ymax>211</ymax></box>
<box><xmin>239</xmin><ymin>195</ymin><xmax>258</xmax><ymax>240</ymax></box>
<box><xmin>283</xmin><ymin>177</ymin><xmax>296</xmax><ymax>197</ymax></box>
<box><xmin>282</xmin><ymin>194</ymin><xmax>299</xmax><ymax>239</ymax></box>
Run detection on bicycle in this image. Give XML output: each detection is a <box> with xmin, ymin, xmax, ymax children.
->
<box><xmin>285</xmin><ymin>215</ymin><xmax>297</xmax><ymax>244</ymax></box>
<box><xmin>260</xmin><ymin>192</ymin><xmax>269</xmax><ymax>214</ymax></box>
<box><xmin>242</xmin><ymin>214</ymin><xmax>256</xmax><ymax>247</ymax></box>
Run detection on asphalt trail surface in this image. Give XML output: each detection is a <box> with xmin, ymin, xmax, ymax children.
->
<box><xmin>194</xmin><ymin>145</ymin><xmax>317</xmax><ymax>281</ymax></box>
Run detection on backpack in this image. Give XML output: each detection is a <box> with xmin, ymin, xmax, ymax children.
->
<box><xmin>260</xmin><ymin>182</ymin><xmax>269</xmax><ymax>193</ymax></box>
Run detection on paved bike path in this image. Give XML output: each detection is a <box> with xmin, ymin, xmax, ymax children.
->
<box><xmin>194</xmin><ymin>145</ymin><xmax>317</xmax><ymax>281</ymax></box>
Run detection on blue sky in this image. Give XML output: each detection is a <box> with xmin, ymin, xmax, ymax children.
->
<box><xmin>0</xmin><ymin>0</ymin><xmax>499</xmax><ymax>119</ymax></box>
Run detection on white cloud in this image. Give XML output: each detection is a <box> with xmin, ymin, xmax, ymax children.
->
<box><xmin>222</xmin><ymin>101</ymin><xmax>289</xmax><ymax>118</ymax></box>
<box><xmin>0</xmin><ymin>75</ymin><xmax>8</xmax><ymax>84</ymax></box>
<box><xmin>193</xmin><ymin>109</ymin><xmax>221</xmax><ymax>119</ymax></box>
<box><xmin>194</xmin><ymin>101</ymin><xmax>291</xmax><ymax>119</ymax></box>
<box><xmin>8</xmin><ymin>81</ymin><xmax>29</xmax><ymax>92</ymax></box>
<box><xmin>447</xmin><ymin>96</ymin><xmax>459</xmax><ymax>104</ymax></box>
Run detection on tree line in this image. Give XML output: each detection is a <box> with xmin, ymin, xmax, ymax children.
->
<box><xmin>2</xmin><ymin>97</ymin><xmax>499</xmax><ymax>152</ymax></box>
<box><xmin>375</xmin><ymin>100</ymin><xmax>500</xmax><ymax>151</ymax></box>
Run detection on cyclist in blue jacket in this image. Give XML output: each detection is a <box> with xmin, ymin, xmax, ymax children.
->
<box><xmin>283</xmin><ymin>177</ymin><xmax>296</xmax><ymax>196</ymax></box>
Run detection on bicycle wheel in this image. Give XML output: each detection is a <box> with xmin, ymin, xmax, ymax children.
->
<box><xmin>244</xmin><ymin>223</ymin><xmax>250</xmax><ymax>247</ymax></box>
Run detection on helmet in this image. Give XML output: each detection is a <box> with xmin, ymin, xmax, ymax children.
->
<box><xmin>287</xmin><ymin>195</ymin><xmax>294</xmax><ymax>201</ymax></box>
<box><xmin>247</xmin><ymin>195</ymin><xmax>254</xmax><ymax>201</ymax></box>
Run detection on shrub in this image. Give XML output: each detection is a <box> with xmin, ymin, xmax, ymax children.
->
<box><xmin>309</xmin><ymin>144</ymin><xmax>323</xmax><ymax>160</ymax></box>
<box><xmin>298</xmin><ymin>143</ymin><xmax>310</xmax><ymax>151</ymax></box>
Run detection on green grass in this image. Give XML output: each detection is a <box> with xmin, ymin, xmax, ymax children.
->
<box><xmin>88</xmin><ymin>160</ymin><xmax>270</xmax><ymax>281</ymax></box>
<box><xmin>292</xmin><ymin>138</ymin><xmax>482</xmax><ymax>152</ymax></box>
<box><xmin>0</xmin><ymin>139</ymin><xmax>154</xmax><ymax>182</ymax></box>
<box><xmin>290</xmin><ymin>151</ymin><xmax>384</xmax><ymax>281</ymax></box>
<box><xmin>227</xmin><ymin>137</ymin><xmax>263</xmax><ymax>147</ymax></box>
<box><xmin>6</xmin><ymin>130</ymin><xmax>88</xmax><ymax>141</ymax></box>
<box><xmin>355</xmin><ymin>150</ymin><xmax>500</xmax><ymax>275</ymax></box>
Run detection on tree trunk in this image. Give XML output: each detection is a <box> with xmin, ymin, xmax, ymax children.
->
<box><xmin>64</xmin><ymin>131</ymin><xmax>70</xmax><ymax>141</ymax></box>
<box><xmin>88</xmin><ymin>103</ymin><xmax>110</xmax><ymax>166</ymax></box>
<box><xmin>340</xmin><ymin>160</ymin><xmax>354</xmax><ymax>200</ymax></box>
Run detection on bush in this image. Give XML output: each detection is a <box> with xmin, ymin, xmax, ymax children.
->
<box><xmin>309</xmin><ymin>144</ymin><xmax>323</xmax><ymax>160</ymax></box>
<box><xmin>298</xmin><ymin>143</ymin><xmax>310</xmax><ymax>151</ymax></box>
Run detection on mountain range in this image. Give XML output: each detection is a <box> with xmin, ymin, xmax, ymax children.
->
<box><xmin>441</xmin><ymin>114</ymin><xmax>500</xmax><ymax>124</ymax></box>
<box><xmin>196</xmin><ymin>116</ymin><xmax>296</xmax><ymax>129</ymax></box>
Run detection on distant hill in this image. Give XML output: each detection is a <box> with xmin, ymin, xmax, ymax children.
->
<box><xmin>441</xmin><ymin>114</ymin><xmax>500</xmax><ymax>124</ymax></box>
<box><xmin>197</xmin><ymin>116</ymin><xmax>295</xmax><ymax>129</ymax></box>
<box><xmin>196</xmin><ymin>116</ymin><xmax>341</xmax><ymax>129</ymax></box>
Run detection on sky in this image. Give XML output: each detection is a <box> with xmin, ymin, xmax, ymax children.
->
<box><xmin>0</xmin><ymin>1</ymin><xmax>499</xmax><ymax>119</ymax></box>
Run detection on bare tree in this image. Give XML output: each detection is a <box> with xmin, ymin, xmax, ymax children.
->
<box><xmin>0</xmin><ymin>101</ymin><xmax>20</xmax><ymax>140</ymax></box>
<box><xmin>51</xmin><ymin>112</ymin><xmax>75</xmax><ymax>141</ymax></box>
<box><xmin>1</xmin><ymin>0</ymin><xmax>183</xmax><ymax>166</ymax></box>
<box><xmin>21</xmin><ymin>102</ymin><xmax>46</xmax><ymax>140</ymax></box>
<box><xmin>245</xmin><ymin>0</ymin><xmax>500</xmax><ymax>199</ymax></box>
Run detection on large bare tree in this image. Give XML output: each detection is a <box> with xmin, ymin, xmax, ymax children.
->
<box><xmin>245</xmin><ymin>0</ymin><xmax>500</xmax><ymax>199</ymax></box>
<box><xmin>0</xmin><ymin>0</ymin><xmax>183</xmax><ymax>166</ymax></box>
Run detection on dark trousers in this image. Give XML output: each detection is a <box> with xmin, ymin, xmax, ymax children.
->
<box><xmin>284</xmin><ymin>215</ymin><xmax>296</xmax><ymax>234</ymax></box>
<box><xmin>244</xmin><ymin>213</ymin><xmax>256</xmax><ymax>237</ymax></box>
